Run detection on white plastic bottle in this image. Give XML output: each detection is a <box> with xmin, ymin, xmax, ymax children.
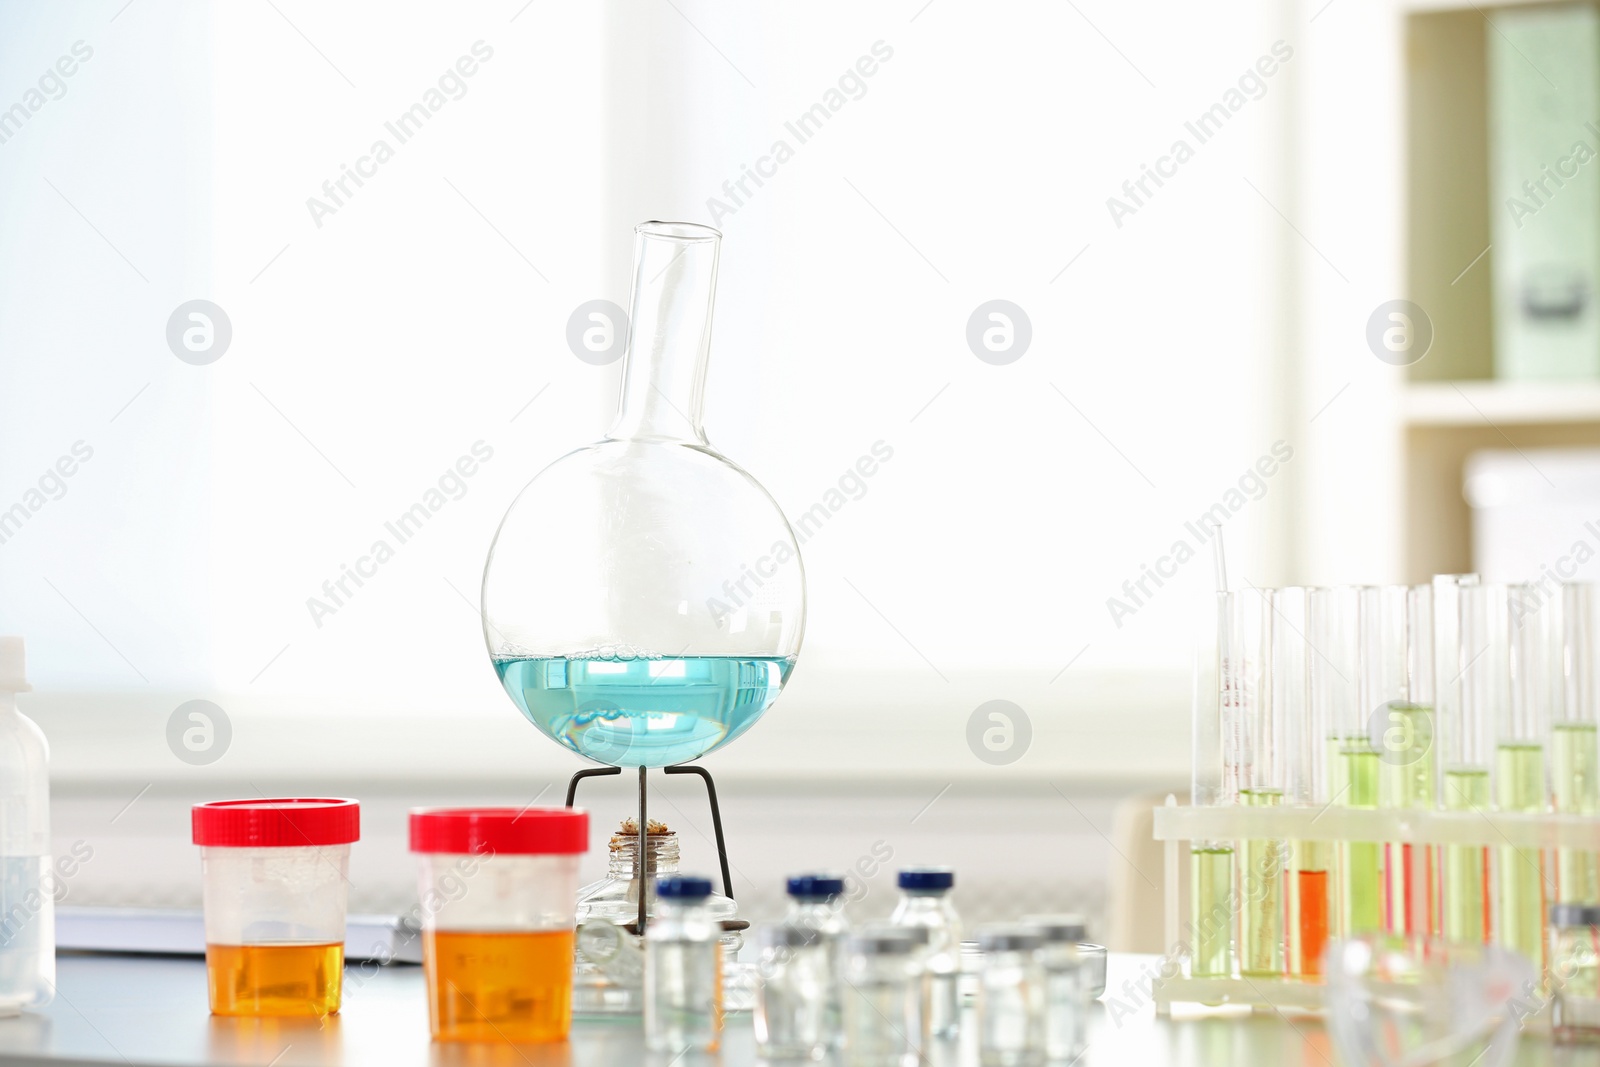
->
<box><xmin>0</xmin><ymin>636</ymin><xmax>53</xmax><ymax>1013</ymax></box>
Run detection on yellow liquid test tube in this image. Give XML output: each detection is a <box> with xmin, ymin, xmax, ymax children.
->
<box><xmin>1339</xmin><ymin>738</ymin><xmax>1383</xmax><ymax>935</ymax></box>
<box><xmin>1496</xmin><ymin>742</ymin><xmax>1549</xmax><ymax>966</ymax></box>
<box><xmin>1191</xmin><ymin>844</ymin><xmax>1236</xmax><ymax>978</ymax></box>
<box><xmin>1554</xmin><ymin>721</ymin><xmax>1600</xmax><ymax>903</ymax></box>
<box><xmin>1442</xmin><ymin>767</ymin><xmax>1491</xmax><ymax>943</ymax></box>
<box><xmin>1379</xmin><ymin>702</ymin><xmax>1438</xmax><ymax>935</ymax></box>
<box><xmin>1239</xmin><ymin>789</ymin><xmax>1285</xmax><ymax>977</ymax></box>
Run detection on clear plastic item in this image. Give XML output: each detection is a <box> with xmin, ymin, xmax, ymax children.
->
<box><xmin>974</xmin><ymin>925</ymin><xmax>1045</xmax><ymax>1067</ymax></box>
<box><xmin>753</xmin><ymin>924</ymin><xmax>830</xmax><ymax>1061</ymax></box>
<box><xmin>889</xmin><ymin>866</ymin><xmax>961</xmax><ymax>1041</ymax></box>
<box><xmin>0</xmin><ymin>636</ymin><xmax>51</xmax><ymax>1015</ymax></box>
<box><xmin>191</xmin><ymin>798</ymin><xmax>359</xmax><ymax>1017</ymax></box>
<box><xmin>481</xmin><ymin>221</ymin><xmax>805</xmax><ymax>769</ymax></box>
<box><xmin>645</xmin><ymin>875</ymin><xmax>723</xmax><ymax>1054</ymax></box>
<box><xmin>842</xmin><ymin>926</ymin><xmax>920</xmax><ymax>1067</ymax></box>
<box><xmin>1324</xmin><ymin>935</ymin><xmax>1533</xmax><ymax>1067</ymax></box>
<box><xmin>1551</xmin><ymin>902</ymin><xmax>1600</xmax><ymax>1042</ymax></box>
<box><xmin>573</xmin><ymin>819</ymin><xmax>739</xmax><ymax>1015</ymax></box>
<box><xmin>1019</xmin><ymin>915</ymin><xmax>1088</xmax><ymax>1061</ymax></box>
<box><xmin>408</xmin><ymin>806</ymin><xmax>588</xmax><ymax>1042</ymax></box>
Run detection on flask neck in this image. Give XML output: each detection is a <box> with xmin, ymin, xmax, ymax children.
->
<box><xmin>607</xmin><ymin>222</ymin><xmax>721</xmax><ymax>445</ymax></box>
<box><xmin>607</xmin><ymin>831</ymin><xmax>681</xmax><ymax>879</ymax></box>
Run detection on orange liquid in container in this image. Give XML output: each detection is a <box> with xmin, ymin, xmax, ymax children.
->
<box><xmin>206</xmin><ymin>942</ymin><xmax>344</xmax><ymax>1016</ymax></box>
<box><xmin>425</xmin><ymin>928</ymin><xmax>575</xmax><ymax>1042</ymax></box>
<box><xmin>1296</xmin><ymin>869</ymin><xmax>1329</xmax><ymax>978</ymax></box>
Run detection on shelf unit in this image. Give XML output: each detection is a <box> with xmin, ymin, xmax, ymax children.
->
<box><xmin>1399</xmin><ymin>4</ymin><xmax>1600</xmax><ymax>580</ymax></box>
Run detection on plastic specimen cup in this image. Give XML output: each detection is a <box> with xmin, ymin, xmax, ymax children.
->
<box><xmin>191</xmin><ymin>798</ymin><xmax>360</xmax><ymax>1017</ymax></box>
<box><xmin>409</xmin><ymin>806</ymin><xmax>589</xmax><ymax>1042</ymax></box>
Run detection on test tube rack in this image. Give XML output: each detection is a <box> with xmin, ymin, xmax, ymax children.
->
<box><xmin>1149</xmin><ymin>795</ymin><xmax>1600</xmax><ymax>1015</ymax></box>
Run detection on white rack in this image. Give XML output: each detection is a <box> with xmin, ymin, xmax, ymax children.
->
<box><xmin>1148</xmin><ymin>796</ymin><xmax>1583</xmax><ymax>1016</ymax></box>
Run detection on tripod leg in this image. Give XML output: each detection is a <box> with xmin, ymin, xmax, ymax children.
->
<box><xmin>637</xmin><ymin>766</ymin><xmax>648</xmax><ymax>933</ymax></box>
<box><xmin>665</xmin><ymin>764</ymin><xmax>734</xmax><ymax>901</ymax></box>
<box><xmin>563</xmin><ymin>765</ymin><xmax>621</xmax><ymax>808</ymax></box>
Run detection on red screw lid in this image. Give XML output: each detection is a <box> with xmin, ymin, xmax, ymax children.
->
<box><xmin>409</xmin><ymin>807</ymin><xmax>589</xmax><ymax>856</ymax></box>
<box><xmin>192</xmin><ymin>798</ymin><xmax>360</xmax><ymax>847</ymax></box>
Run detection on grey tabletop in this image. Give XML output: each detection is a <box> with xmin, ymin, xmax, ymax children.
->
<box><xmin>0</xmin><ymin>953</ymin><xmax>1581</xmax><ymax>1066</ymax></box>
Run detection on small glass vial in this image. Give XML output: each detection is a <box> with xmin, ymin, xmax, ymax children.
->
<box><xmin>889</xmin><ymin>866</ymin><xmax>962</xmax><ymax>1040</ymax></box>
<box><xmin>784</xmin><ymin>873</ymin><xmax>849</xmax><ymax>1046</ymax></box>
<box><xmin>976</xmin><ymin>925</ymin><xmax>1045</xmax><ymax>1067</ymax></box>
<box><xmin>644</xmin><ymin>875</ymin><xmax>722</xmax><ymax>1054</ymax></box>
<box><xmin>1551</xmin><ymin>903</ymin><xmax>1600</xmax><ymax>1043</ymax></box>
<box><xmin>843</xmin><ymin>926</ymin><xmax>920</xmax><ymax>1067</ymax></box>
<box><xmin>1020</xmin><ymin>914</ymin><xmax>1089</xmax><ymax>1060</ymax></box>
<box><xmin>754</xmin><ymin>923</ymin><xmax>830</xmax><ymax>1060</ymax></box>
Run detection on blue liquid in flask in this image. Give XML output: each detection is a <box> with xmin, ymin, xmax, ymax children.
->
<box><xmin>494</xmin><ymin>655</ymin><xmax>794</xmax><ymax>767</ymax></box>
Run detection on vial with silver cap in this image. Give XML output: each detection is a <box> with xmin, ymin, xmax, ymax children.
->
<box><xmin>842</xmin><ymin>925</ymin><xmax>920</xmax><ymax>1067</ymax></box>
<box><xmin>1020</xmin><ymin>914</ymin><xmax>1089</xmax><ymax>1060</ymax></box>
<box><xmin>753</xmin><ymin>921</ymin><xmax>831</xmax><ymax>1060</ymax></box>
<box><xmin>1552</xmin><ymin>902</ymin><xmax>1600</xmax><ymax>1042</ymax></box>
<box><xmin>0</xmin><ymin>636</ymin><xmax>51</xmax><ymax>1014</ymax></box>
<box><xmin>975</xmin><ymin>924</ymin><xmax>1046</xmax><ymax>1067</ymax></box>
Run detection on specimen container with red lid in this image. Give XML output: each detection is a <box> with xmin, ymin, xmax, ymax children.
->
<box><xmin>409</xmin><ymin>806</ymin><xmax>589</xmax><ymax>1042</ymax></box>
<box><xmin>192</xmin><ymin>798</ymin><xmax>359</xmax><ymax>1017</ymax></box>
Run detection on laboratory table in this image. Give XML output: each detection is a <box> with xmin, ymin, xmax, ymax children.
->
<box><xmin>0</xmin><ymin>952</ymin><xmax>1583</xmax><ymax>1066</ymax></box>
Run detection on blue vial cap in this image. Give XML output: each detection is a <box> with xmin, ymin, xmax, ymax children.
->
<box><xmin>897</xmin><ymin>866</ymin><xmax>954</xmax><ymax>891</ymax></box>
<box><xmin>786</xmin><ymin>873</ymin><xmax>845</xmax><ymax>898</ymax></box>
<box><xmin>656</xmin><ymin>875</ymin><xmax>713</xmax><ymax>900</ymax></box>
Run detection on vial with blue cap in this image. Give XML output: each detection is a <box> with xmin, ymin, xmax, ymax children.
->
<box><xmin>784</xmin><ymin>873</ymin><xmax>849</xmax><ymax>1046</ymax></box>
<box><xmin>644</xmin><ymin>875</ymin><xmax>722</xmax><ymax>1053</ymax></box>
<box><xmin>889</xmin><ymin>866</ymin><xmax>962</xmax><ymax>1040</ymax></box>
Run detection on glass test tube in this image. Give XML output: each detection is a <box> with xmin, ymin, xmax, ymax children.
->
<box><xmin>1190</xmin><ymin>590</ymin><xmax>1234</xmax><ymax>979</ymax></box>
<box><xmin>1317</xmin><ymin>587</ymin><xmax>1381</xmax><ymax>936</ymax></box>
<box><xmin>1276</xmin><ymin>588</ymin><xmax>1326</xmax><ymax>979</ymax></box>
<box><xmin>1501</xmin><ymin>583</ymin><xmax>1551</xmax><ymax>967</ymax></box>
<box><xmin>1438</xmin><ymin>574</ymin><xmax>1491</xmax><ymax>944</ymax></box>
<box><xmin>1557</xmin><ymin>583</ymin><xmax>1600</xmax><ymax>904</ymax></box>
<box><xmin>1360</xmin><ymin>585</ymin><xmax>1410</xmax><ymax>935</ymax></box>
<box><xmin>1234</xmin><ymin>588</ymin><xmax>1284</xmax><ymax>978</ymax></box>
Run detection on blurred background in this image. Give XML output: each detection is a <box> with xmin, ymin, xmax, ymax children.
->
<box><xmin>0</xmin><ymin>0</ymin><xmax>1595</xmax><ymax>943</ymax></box>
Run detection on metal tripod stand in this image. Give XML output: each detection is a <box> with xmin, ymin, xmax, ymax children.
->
<box><xmin>564</xmin><ymin>763</ymin><xmax>734</xmax><ymax>933</ymax></box>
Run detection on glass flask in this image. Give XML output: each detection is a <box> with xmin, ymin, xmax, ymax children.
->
<box><xmin>572</xmin><ymin>819</ymin><xmax>739</xmax><ymax>1015</ymax></box>
<box><xmin>482</xmin><ymin>221</ymin><xmax>806</xmax><ymax>769</ymax></box>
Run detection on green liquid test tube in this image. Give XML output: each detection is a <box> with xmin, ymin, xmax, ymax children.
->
<box><xmin>1240</xmin><ymin>789</ymin><xmax>1284</xmax><ymax>977</ymax></box>
<box><xmin>1191</xmin><ymin>844</ymin><xmax>1235</xmax><ymax>978</ymax></box>
<box><xmin>1553</xmin><ymin>721</ymin><xmax>1600</xmax><ymax>902</ymax></box>
<box><xmin>1497</xmin><ymin>741</ymin><xmax>1548</xmax><ymax>960</ymax></box>
<box><xmin>1557</xmin><ymin>585</ymin><xmax>1600</xmax><ymax>905</ymax></box>
<box><xmin>1499</xmin><ymin>584</ymin><xmax>1553</xmax><ymax>969</ymax></box>
<box><xmin>1190</xmin><ymin>589</ymin><xmax>1235</xmax><ymax>979</ymax></box>
<box><xmin>1439</xmin><ymin>574</ymin><xmax>1490</xmax><ymax>944</ymax></box>
<box><xmin>1340</xmin><ymin>738</ymin><xmax>1383</xmax><ymax>935</ymax></box>
<box><xmin>1443</xmin><ymin>767</ymin><xmax>1491</xmax><ymax>942</ymax></box>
